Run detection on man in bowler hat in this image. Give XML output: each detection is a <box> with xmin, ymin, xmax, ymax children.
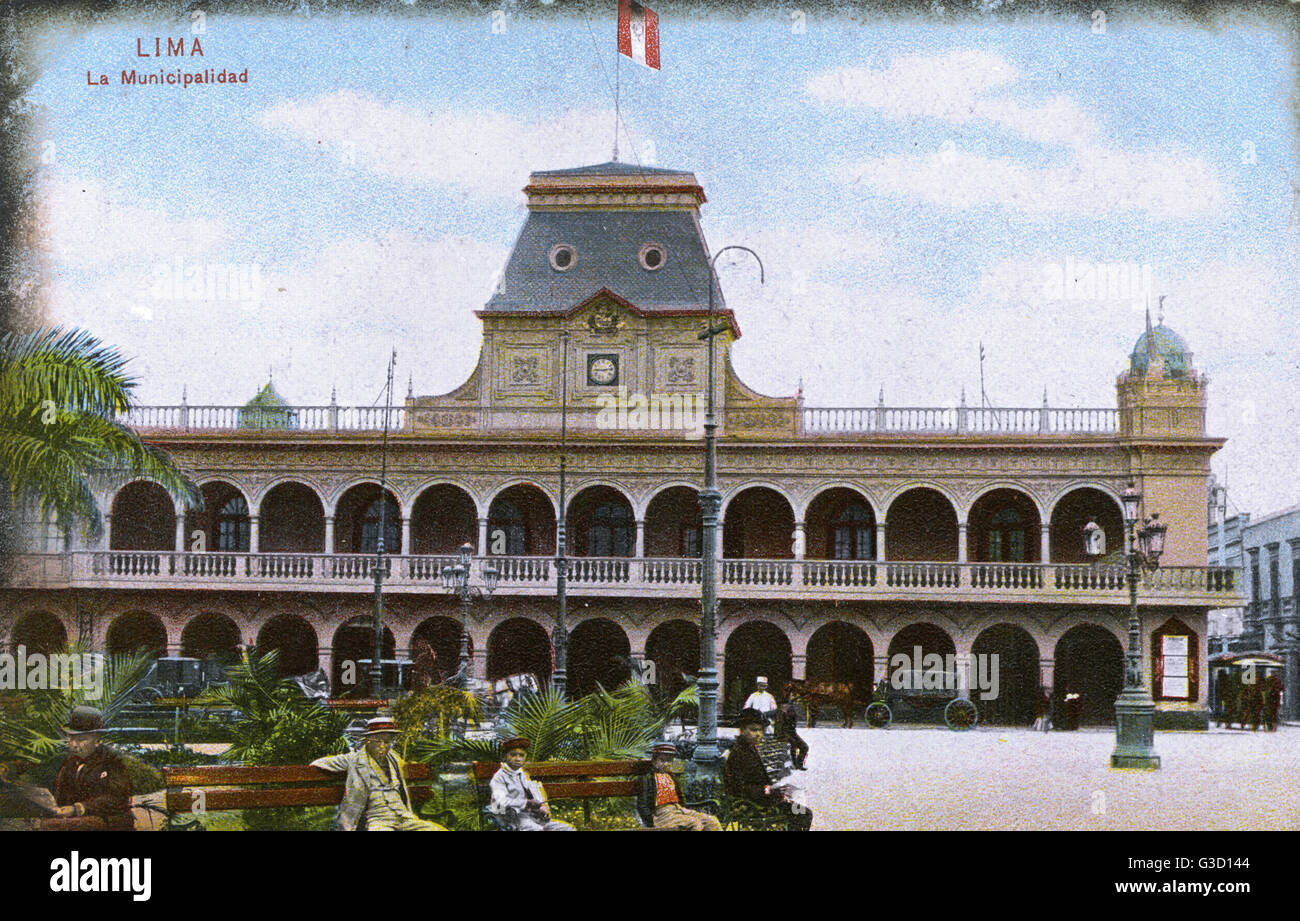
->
<box><xmin>724</xmin><ymin>707</ymin><xmax>812</xmax><ymax>831</ymax></box>
<box><xmin>48</xmin><ymin>706</ymin><xmax>134</xmax><ymax>831</ymax></box>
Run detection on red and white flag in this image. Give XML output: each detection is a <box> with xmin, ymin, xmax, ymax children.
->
<box><xmin>617</xmin><ymin>0</ymin><xmax>660</xmax><ymax>71</ymax></box>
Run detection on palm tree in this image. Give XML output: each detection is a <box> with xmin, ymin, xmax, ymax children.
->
<box><xmin>0</xmin><ymin>326</ymin><xmax>198</xmax><ymax>542</ymax></box>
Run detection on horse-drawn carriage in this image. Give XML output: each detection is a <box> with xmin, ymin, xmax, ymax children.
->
<box><xmin>783</xmin><ymin>674</ymin><xmax>977</xmax><ymax>731</ymax></box>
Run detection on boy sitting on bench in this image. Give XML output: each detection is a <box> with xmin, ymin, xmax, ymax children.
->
<box><xmin>636</xmin><ymin>742</ymin><xmax>721</xmax><ymax>830</ymax></box>
<box><xmin>488</xmin><ymin>737</ymin><xmax>574</xmax><ymax>831</ymax></box>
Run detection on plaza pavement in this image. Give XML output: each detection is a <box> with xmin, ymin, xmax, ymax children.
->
<box><xmin>774</xmin><ymin>724</ymin><xmax>1300</xmax><ymax>830</ymax></box>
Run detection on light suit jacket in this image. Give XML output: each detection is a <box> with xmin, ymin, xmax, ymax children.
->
<box><xmin>311</xmin><ymin>748</ymin><xmax>414</xmax><ymax>832</ymax></box>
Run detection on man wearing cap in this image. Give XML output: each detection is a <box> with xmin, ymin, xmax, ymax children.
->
<box><xmin>310</xmin><ymin>717</ymin><xmax>446</xmax><ymax>831</ymax></box>
<box><xmin>636</xmin><ymin>742</ymin><xmax>721</xmax><ymax>830</ymax></box>
<box><xmin>743</xmin><ymin>677</ymin><xmax>778</xmax><ymax>733</ymax></box>
<box><xmin>724</xmin><ymin>707</ymin><xmax>813</xmax><ymax>831</ymax></box>
<box><xmin>47</xmin><ymin>706</ymin><xmax>134</xmax><ymax>831</ymax></box>
<box><xmin>488</xmin><ymin>737</ymin><xmax>574</xmax><ymax>831</ymax></box>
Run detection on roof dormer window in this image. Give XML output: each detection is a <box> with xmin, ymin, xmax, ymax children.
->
<box><xmin>549</xmin><ymin>244</ymin><xmax>576</xmax><ymax>271</ymax></box>
<box><xmin>639</xmin><ymin>243</ymin><xmax>666</xmax><ymax>271</ymax></box>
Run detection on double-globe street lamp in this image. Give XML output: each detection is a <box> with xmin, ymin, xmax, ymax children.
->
<box><xmin>1085</xmin><ymin>479</ymin><xmax>1167</xmax><ymax>769</ymax></box>
<box><xmin>441</xmin><ymin>542</ymin><xmax>498</xmax><ymax>687</ymax></box>
<box><xmin>694</xmin><ymin>245</ymin><xmax>763</xmax><ymax>779</ymax></box>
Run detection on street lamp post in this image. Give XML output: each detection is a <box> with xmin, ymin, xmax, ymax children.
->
<box><xmin>1093</xmin><ymin>480</ymin><xmax>1165</xmax><ymax>770</ymax></box>
<box><xmin>441</xmin><ymin>542</ymin><xmax>498</xmax><ymax>687</ymax></box>
<box><xmin>694</xmin><ymin>245</ymin><xmax>763</xmax><ymax>776</ymax></box>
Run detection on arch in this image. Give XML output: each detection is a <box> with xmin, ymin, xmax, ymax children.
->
<box><xmin>106</xmin><ymin>611</ymin><xmax>167</xmax><ymax>657</ymax></box>
<box><xmin>644</xmin><ymin>486</ymin><xmax>702</xmax><ymax>558</ymax></box>
<box><xmin>331</xmin><ymin>616</ymin><xmax>395</xmax><ymax>695</ymax></box>
<box><xmin>487</xmin><ymin>485</ymin><xmax>555</xmax><ymax>556</ymax></box>
<box><xmin>180</xmin><ymin>613</ymin><xmax>242</xmax><ymax>664</ymax></box>
<box><xmin>968</xmin><ymin>488</ymin><xmax>1043</xmax><ymax>563</ymax></box>
<box><xmin>971</xmin><ymin>623</ymin><xmax>1040</xmax><ymax>725</ymax></box>
<box><xmin>568</xmin><ymin>618</ymin><xmax>632</xmax><ymax>697</ymax></box>
<box><xmin>258</xmin><ymin>482</ymin><xmax>326</xmax><ymax>553</ymax></box>
<box><xmin>10</xmin><ymin>611</ymin><xmax>68</xmax><ymax>656</ymax></box>
<box><xmin>645</xmin><ymin>619</ymin><xmax>700</xmax><ymax>698</ymax></box>
<box><xmin>186</xmin><ymin>481</ymin><xmax>251</xmax><ymax>553</ymax></box>
<box><xmin>805</xmin><ymin>487</ymin><xmax>877</xmax><ymax>561</ymax></box>
<box><xmin>334</xmin><ymin>484</ymin><xmax>401</xmax><ymax>555</ymax></box>
<box><xmin>723</xmin><ymin>621</ymin><xmax>792</xmax><ymax>717</ymax></box>
<box><xmin>806</xmin><ymin>621</ymin><xmax>874</xmax><ymax>692</ymax></box>
<box><xmin>411</xmin><ymin>484</ymin><xmax>478</xmax><ymax>555</ymax></box>
<box><xmin>411</xmin><ymin>616</ymin><xmax>471</xmax><ymax>686</ymax></box>
<box><xmin>568</xmin><ymin>485</ymin><xmax>635</xmax><ymax>557</ymax></box>
<box><xmin>723</xmin><ymin>486</ymin><xmax>795</xmax><ymax>560</ymax></box>
<box><xmin>887</xmin><ymin>622</ymin><xmax>957</xmax><ymax>668</ymax></box>
<box><xmin>1054</xmin><ymin>624</ymin><xmax>1124</xmax><ymax>726</ymax></box>
<box><xmin>886</xmin><ymin>488</ymin><xmax>959</xmax><ymax>561</ymax></box>
<box><xmin>487</xmin><ymin>618</ymin><xmax>552</xmax><ymax>682</ymax></box>
<box><xmin>1049</xmin><ymin>487</ymin><xmax>1124</xmax><ymax>564</ymax></box>
<box><xmin>110</xmin><ymin>481</ymin><xmax>175</xmax><ymax>550</ymax></box>
<box><xmin>255</xmin><ymin>614</ymin><xmax>319</xmax><ymax>677</ymax></box>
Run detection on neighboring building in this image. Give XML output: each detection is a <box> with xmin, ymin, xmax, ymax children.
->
<box><xmin>3</xmin><ymin>162</ymin><xmax>1239</xmax><ymax>728</ymax></box>
<box><xmin>1206</xmin><ymin>508</ymin><xmax>1247</xmax><ymax>658</ymax></box>
<box><xmin>1211</xmin><ymin>505</ymin><xmax>1300</xmax><ymax>719</ymax></box>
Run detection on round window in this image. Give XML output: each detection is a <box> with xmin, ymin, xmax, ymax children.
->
<box><xmin>549</xmin><ymin>244</ymin><xmax>576</xmax><ymax>271</ymax></box>
<box><xmin>639</xmin><ymin>243</ymin><xmax>666</xmax><ymax>271</ymax></box>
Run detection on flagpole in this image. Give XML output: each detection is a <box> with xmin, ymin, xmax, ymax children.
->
<box><xmin>614</xmin><ymin>49</ymin><xmax>620</xmax><ymax>162</ymax></box>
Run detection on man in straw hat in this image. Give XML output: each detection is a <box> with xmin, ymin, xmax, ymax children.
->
<box><xmin>47</xmin><ymin>706</ymin><xmax>134</xmax><ymax>831</ymax></box>
<box><xmin>311</xmin><ymin>716</ymin><xmax>446</xmax><ymax>831</ymax></box>
<box><xmin>488</xmin><ymin>737</ymin><xmax>574</xmax><ymax>830</ymax></box>
<box><xmin>636</xmin><ymin>741</ymin><xmax>721</xmax><ymax>830</ymax></box>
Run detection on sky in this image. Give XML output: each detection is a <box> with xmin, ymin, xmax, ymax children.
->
<box><xmin>23</xmin><ymin>2</ymin><xmax>1300</xmax><ymax>518</ymax></box>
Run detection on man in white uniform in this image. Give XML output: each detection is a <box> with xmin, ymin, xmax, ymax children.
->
<box><xmin>743</xmin><ymin>677</ymin><xmax>779</xmax><ymax>733</ymax></box>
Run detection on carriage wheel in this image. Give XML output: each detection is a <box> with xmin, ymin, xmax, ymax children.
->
<box><xmin>944</xmin><ymin>698</ymin><xmax>978</xmax><ymax>731</ymax></box>
<box><xmin>865</xmin><ymin>702</ymin><xmax>892</xmax><ymax>729</ymax></box>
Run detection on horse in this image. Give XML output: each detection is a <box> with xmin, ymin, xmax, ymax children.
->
<box><xmin>783</xmin><ymin>679</ymin><xmax>861</xmax><ymax>728</ymax></box>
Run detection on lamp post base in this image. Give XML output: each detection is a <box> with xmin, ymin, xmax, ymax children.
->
<box><xmin>1110</xmin><ymin>693</ymin><xmax>1160</xmax><ymax>770</ymax></box>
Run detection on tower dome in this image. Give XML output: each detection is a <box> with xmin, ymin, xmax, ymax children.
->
<box><xmin>1129</xmin><ymin>300</ymin><xmax>1192</xmax><ymax>379</ymax></box>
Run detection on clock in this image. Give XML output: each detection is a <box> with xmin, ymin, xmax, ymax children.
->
<box><xmin>587</xmin><ymin>354</ymin><xmax>619</xmax><ymax>386</ymax></box>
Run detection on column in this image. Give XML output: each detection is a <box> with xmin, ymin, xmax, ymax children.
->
<box><xmin>324</xmin><ymin>516</ymin><xmax>335</xmax><ymax>554</ymax></box>
<box><xmin>715</xmin><ymin>519</ymin><xmax>725</xmax><ymax>560</ymax></box>
<box><xmin>174</xmin><ymin>513</ymin><xmax>186</xmax><ymax>552</ymax></box>
<box><xmin>876</xmin><ymin>523</ymin><xmax>886</xmax><ymax>562</ymax></box>
<box><xmin>634</xmin><ymin>518</ymin><xmax>645</xmax><ymax>557</ymax></box>
<box><xmin>101</xmin><ymin>514</ymin><xmax>112</xmax><ymax>550</ymax></box>
<box><xmin>1039</xmin><ymin>657</ymin><xmax>1055</xmax><ymax>692</ymax></box>
<box><xmin>478</xmin><ymin>517</ymin><xmax>489</xmax><ymax>557</ymax></box>
<box><xmin>792</xmin><ymin>521</ymin><xmax>806</xmax><ymax>560</ymax></box>
<box><xmin>791</xmin><ymin>653</ymin><xmax>807</xmax><ymax>681</ymax></box>
<box><xmin>873</xmin><ymin>654</ymin><xmax>890</xmax><ymax>685</ymax></box>
<box><xmin>249</xmin><ymin>516</ymin><xmax>259</xmax><ymax>554</ymax></box>
<box><xmin>957</xmin><ymin>521</ymin><xmax>968</xmax><ymax>563</ymax></box>
<box><xmin>400</xmin><ymin>516</ymin><xmax>411</xmax><ymax>555</ymax></box>
<box><xmin>1040</xmin><ymin>523</ymin><xmax>1051</xmax><ymax>563</ymax></box>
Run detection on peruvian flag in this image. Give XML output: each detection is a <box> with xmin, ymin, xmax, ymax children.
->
<box><xmin>617</xmin><ymin>0</ymin><xmax>660</xmax><ymax>71</ymax></box>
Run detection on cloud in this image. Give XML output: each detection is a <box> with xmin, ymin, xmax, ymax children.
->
<box><xmin>258</xmin><ymin>91</ymin><xmax>637</xmax><ymax>199</ymax></box>
<box><xmin>841</xmin><ymin>146</ymin><xmax>1223</xmax><ymax>218</ymax></box>
<box><xmin>39</xmin><ymin>175</ymin><xmax>228</xmax><ymax>268</ymax></box>
<box><xmin>806</xmin><ymin>49</ymin><xmax>1098</xmax><ymax>149</ymax></box>
<box><xmin>48</xmin><ymin>231</ymin><xmax>509</xmax><ymax>405</ymax></box>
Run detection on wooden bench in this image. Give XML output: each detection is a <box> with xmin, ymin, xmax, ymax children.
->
<box><xmin>162</xmin><ymin>762</ymin><xmax>454</xmax><ymax>830</ymax></box>
<box><xmin>470</xmin><ymin>759</ymin><xmax>722</xmax><ymax>830</ymax></box>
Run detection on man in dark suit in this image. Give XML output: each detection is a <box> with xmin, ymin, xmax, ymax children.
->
<box><xmin>47</xmin><ymin>706</ymin><xmax>134</xmax><ymax>831</ymax></box>
<box><xmin>724</xmin><ymin>707</ymin><xmax>812</xmax><ymax>831</ymax></box>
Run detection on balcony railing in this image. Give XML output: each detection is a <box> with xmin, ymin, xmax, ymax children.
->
<box><xmin>120</xmin><ymin>402</ymin><xmax>1118</xmax><ymax>436</ymax></box>
<box><xmin>9</xmin><ymin>552</ymin><xmax>1239</xmax><ymax>606</ymax></box>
